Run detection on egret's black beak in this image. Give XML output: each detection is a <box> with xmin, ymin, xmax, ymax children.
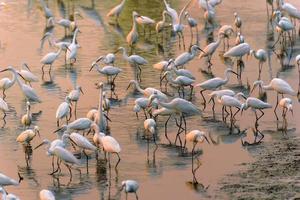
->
<box><xmin>34</xmin><ymin>142</ymin><xmax>44</xmax><ymax>150</ymax></box>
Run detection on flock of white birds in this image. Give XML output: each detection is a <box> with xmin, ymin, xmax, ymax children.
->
<box><xmin>0</xmin><ymin>0</ymin><xmax>299</xmax><ymax>199</ymax></box>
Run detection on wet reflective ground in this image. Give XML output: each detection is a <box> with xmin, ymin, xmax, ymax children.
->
<box><xmin>0</xmin><ymin>0</ymin><xmax>299</xmax><ymax>199</ymax></box>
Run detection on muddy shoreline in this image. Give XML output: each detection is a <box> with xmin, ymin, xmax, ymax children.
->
<box><xmin>216</xmin><ymin>133</ymin><xmax>300</xmax><ymax>199</ymax></box>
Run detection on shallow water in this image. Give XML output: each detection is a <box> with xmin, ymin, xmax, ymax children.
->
<box><xmin>0</xmin><ymin>0</ymin><xmax>299</xmax><ymax>199</ymax></box>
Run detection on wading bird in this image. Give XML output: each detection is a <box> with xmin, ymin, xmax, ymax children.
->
<box><xmin>107</xmin><ymin>0</ymin><xmax>126</xmax><ymax>22</ymax></box>
<box><xmin>67</xmin><ymin>85</ymin><xmax>84</xmax><ymax>118</ymax></box>
<box><xmin>279</xmin><ymin>97</ymin><xmax>293</xmax><ymax>133</ymax></box>
<box><xmin>120</xmin><ymin>180</ymin><xmax>139</xmax><ymax>200</ymax></box>
<box><xmin>186</xmin><ymin>130</ymin><xmax>209</xmax><ymax>184</ymax></box>
<box><xmin>56</xmin><ymin>96</ymin><xmax>72</xmax><ymax>127</ymax></box>
<box><xmin>39</xmin><ymin>189</ymin><xmax>55</xmax><ymax>200</ymax></box>
<box><xmin>250</xmin><ymin>49</ymin><xmax>267</xmax><ymax>80</ymax></box>
<box><xmin>18</xmin><ymin>63</ymin><xmax>39</xmax><ymax>86</ymax></box>
<box><xmin>21</xmin><ymin>101</ymin><xmax>32</xmax><ymax>128</ymax></box>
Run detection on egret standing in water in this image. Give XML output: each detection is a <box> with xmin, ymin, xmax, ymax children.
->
<box><xmin>195</xmin><ymin>68</ymin><xmax>238</xmax><ymax>109</ymax></box>
<box><xmin>18</xmin><ymin>63</ymin><xmax>38</xmax><ymax>86</ymax></box>
<box><xmin>0</xmin><ymin>66</ymin><xmax>41</xmax><ymax>102</ymax></box>
<box><xmin>126</xmin><ymin>11</ymin><xmax>140</xmax><ymax>47</ymax></box>
<box><xmin>186</xmin><ymin>130</ymin><xmax>209</xmax><ymax>184</ymax></box>
<box><xmin>68</xmin><ymin>85</ymin><xmax>84</xmax><ymax>118</ymax></box>
<box><xmin>116</xmin><ymin>47</ymin><xmax>148</xmax><ymax>81</ymax></box>
<box><xmin>279</xmin><ymin>97</ymin><xmax>293</xmax><ymax>133</ymax></box>
<box><xmin>66</xmin><ymin>28</ymin><xmax>81</xmax><ymax>64</ymax></box>
<box><xmin>120</xmin><ymin>180</ymin><xmax>139</xmax><ymax>200</ymax></box>
<box><xmin>21</xmin><ymin>101</ymin><xmax>32</xmax><ymax>128</ymax></box>
<box><xmin>250</xmin><ymin>49</ymin><xmax>267</xmax><ymax>80</ymax></box>
<box><xmin>107</xmin><ymin>0</ymin><xmax>126</xmax><ymax>22</ymax></box>
<box><xmin>89</xmin><ymin>63</ymin><xmax>122</xmax><ymax>86</ymax></box>
<box><xmin>56</xmin><ymin>96</ymin><xmax>72</xmax><ymax>127</ymax></box>
<box><xmin>251</xmin><ymin>78</ymin><xmax>296</xmax><ymax>121</ymax></box>
<box><xmin>144</xmin><ymin>118</ymin><xmax>158</xmax><ymax>162</ymax></box>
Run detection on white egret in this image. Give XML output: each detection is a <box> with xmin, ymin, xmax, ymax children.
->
<box><xmin>67</xmin><ymin>85</ymin><xmax>84</xmax><ymax>118</ymax></box>
<box><xmin>89</xmin><ymin>63</ymin><xmax>122</xmax><ymax>85</ymax></box>
<box><xmin>144</xmin><ymin>118</ymin><xmax>158</xmax><ymax>162</ymax></box>
<box><xmin>66</xmin><ymin>28</ymin><xmax>80</xmax><ymax>64</ymax></box>
<box><xmin>55</xmin><ymin>118</ymin><xmax>93</xmax><ymax>135</ymax></box>
<box><xmin>0</xmin><ymin>66</ymin><xmax>17</xmax><ymax>98</ymax></box>
<box><xmin>127</xmin><ymin>79</ymin><xmax>168</xmax><ymax>101</ymax></box>
<box><xmin>0</xmin><ymin>97</ymin><xmax>9</xmax><ymax>124</ymax></box>
<box><xmin>39</xmin><ymin>189</ymin><xmax>55</xmax><ymax>200</ymax></box>
<box><xmin>56</xmin><ymin>96</ymin><xmax>72</xmax><ymax>127</ymax></box>
<box><xmin>153</xmin><ymin>60</ymin><xmax>169</xmax><ymax>82</ymax></box>
<box><xmin>107</xmin><ymin>0</ymin><xmax>126</xmax><ymax>22</ymax></box>
<box><xmin>136</xmin><ymin>13</ymin><xmax>156</xmax><ymax>35</ymax></box>
<box><xmin>195</xmin><ymin>68</ymin><xmax>238</xmax><ymax>109</ymax></box>
<box><xmin>162</xmin><ymin>71</ymin><xmax>195</xmax><ymax>99</ymax></box>
<box><xmin>186</xmin><ymin>130</ymin><xmax>209</xmax><ymax>184</ymax></box>
<box><xmin>198</xmin><ymin>34</ymin><xmax>223</xmax><ymax>71</ymax></box>
<box><xmin>91</xmin><ymin>124</ymin><xmax>121</xmax><ymax>169</ymax></box>
<box><xmin>116</xmin><ymin>47</ymin><xmax>147</xmax><ymax>81</ymax></box>
<box><xmin>21</xmin><ymin>101</ymin><xmax>32</xmax><ymax>128</ymax></box>
<box><xmin>41</xmin><ymin>44</ymin><xmax>69</xmax><ymax>74</ymax></box>
<box><xmin>120</xmin><ymin>180</ymin><xmax>139</xmax><ymax>200</ymax></box>
<box><xmin>234</xmin><ymin>12</ymin><xmax>242</xmax><ymax>33</ymax></box>
<box><xmin>16</xmin><ymin>126</ymin><xmax>40</xmax><ymax>145</ymax></box>
<box><xmin>149</xmin><ymin>93</ymin><xmax>201</xmax><ymax>147</ymax></box>
<box><xmin>156</xmin><ymin>11</ymin><xmax>170</xmax><ymax>39</ymax></box>
<box><xmin>172</xmin><ymin>44</ymin><xmax>204</xmax><ymax>68</ymax></box>
<box><xmin>126</xmin><ymin>11</ymin><xmax>140</xmax><ymax>47</ymax></box>
<box><xmin>93</xmin><ymin>82</ymin><xmax>109</xmax><ymax>132</ymax></box>
<box><xmin>272</xmin><ymin>10</ymin><xmax>294</xmax><ymax>47</ymax></box>
<box><xmin>133</xmin><ymin>97</ymin><xmax>156</xmax><ymax>119</ymax></box>
<box><xmin>250</xmin><ymin>49</ymin><xmax>267</xmax><ymax>80</ymax></box>
<box><xmin>0</xmin><ymin>187</ymin><xmax>20</xmax><ymax>200</ymax></box>
<box><xmin>48</xmin><ymin>146</ymin><xmax>81</xmax><ymax>180</ymax></box>
<box><xmin>208</xmin><ymin>89</ymin><xmax>235</xmax><ymax>114</ymax></box>
<box><xmin>92</xmin><ymin>53</ymin><xmax>116</xmax><ymax>66</ymax></box>
<box><xmin>18</xmin><ymin>63</ymin><xmax>38</xmax><ymax>86</ymax></box>
<box><xmin>184</xmin><ymin>11</ymin><xmax>198</xmax><ymax>39</ymax></box>
<box><xmin>40</xmin><ymin>0</ymin><xmax>53</xmax><ymax>19</ymax></box>
<box><xmin>68</xmin><ymin>132</ymin><xmax>97</xmax><ymax>170</ymax></box>
<box><xmin>167</xmin><ymin>59</ymin><xmax>195</xmax><ymax>79</ymax></box>
<box><xmin>252</xmin><ymin>78</ymin><xmax>296</xmax><ymax>120</ymax></box>
<box><xmin>0</xmin><ymin>66</ymin><xmax>41</xmax><ymax>102</ymax></box>
<box><xmin>218</xmin><ymin>25</ymin><xmax>234</xmax><ymax>49</ymax></box>
<box><xmin>279</xmin><ymin>97</ymin><xmax>293</xmax><ymax>133</ymax></box>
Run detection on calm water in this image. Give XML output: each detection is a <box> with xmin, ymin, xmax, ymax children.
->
<box><xmin>0</xmin><ymin>0</ymin><xmax>299</xmax><ymax>199</ymax></box>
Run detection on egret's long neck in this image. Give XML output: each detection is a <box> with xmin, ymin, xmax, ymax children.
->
<box><xmin>162</xmin><ymin>12</ymin><xmax>167</xmax><ymax>23</ymax></box>
<box><xmin>56</xmin><ymin>48</ymin><xmax>63</xmax><ymax>58</ymax></box>
<box><xmin>10</xmin><ymin>70</ymin><xmax>17</xmax><ymax>86</ymax></box>
<box><xmin>262</xmin><ymin>82</ymin><xmax>273</xmax><ymax>90</ymax></box>
<box><xmin>11</xmin><ymin>70</ymin><xmax>22</xmax><ymax>88</ymax></box>
<box><xmin>121</xmin><ymin>48</ymin><xmax>130</xmax><ymax>62</ymax></box>
<box><xmin>72</xmin><ymin>29</ymin><xmax>79</xmax><ymax>44</ymax></box>
<box><xmin>120</xmin><ymin>0</ymin><xmax>126</xmax><ymax>7</ymax></box>
<box><xmin>133</xmin><ymin>81</ymin><xmax>145</xmax><ymax>94</ymax></box>
<box><xmin>132</xmin><ymin>17</ymin><xmax>137</xmax><ymax>33</ymax></box>
<box><xmin>97</xmin><ymin>86</ymin><xmax>103</xmax><ymax>127</ymax></box>
<box><xmin>27</xmin><ymin>105</ymin><xmax>30</xmax><ymax>116</ymax></box>
<box><xmin>223</xmin><ymin>71</ymin><xmax>231</xmax><ymax>84</ymax></box>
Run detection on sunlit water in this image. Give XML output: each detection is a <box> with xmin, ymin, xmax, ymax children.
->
<box><xmin>0</xmin><ymin>0</ymin><xmax>299</xmax><ymax>199</ymax></box>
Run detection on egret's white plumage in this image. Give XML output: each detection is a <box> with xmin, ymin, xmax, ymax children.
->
<box><xmin>107</xmin><ymin>0</ymin><xmax>126</xmax><ymax>20</ymax></box>
<box><xmin>18</xmin><ymin>63</ymin><xmax>39</xmax><ymax>85</ymax></box>
<box><xmin>16</xmin><ymin>126</ymin><xmax>40</xmax><ymax>145</ymax></box>
<box><xmin>0</xmin><ymin>173</ymin><xmax>19</xmax><ymax>187</ymax></box>
<box><xmin>21</xmin><ymin>101</ymin><xmax>32</xmax><ymax>128</ymax></box>
<box><xmin>66</xmin><ymin>28</ymin><xmax>80</xmax><ymax>64</ymax></box>
<box><xmin>121</xmin><ymin>180</ymin><xmax>139</xmax><ymax>199</ymax></box>
<box><xmin>39</xmin><ymin>189</ymin><xmax>55</xmax><ymax>200</ymax></box>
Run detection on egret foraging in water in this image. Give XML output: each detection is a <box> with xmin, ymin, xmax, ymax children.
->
<box><xmin>91</xmin><ymin>124</ymin><xmax>121</xmax><ymax>169</ymax></box>
<box><xmin>184</xmin><ymin>11</ymin><xmax>198</xmax><ymax>40</ymax></box>
<box><xmin>149</xmin><ymin>93</ymin><xmax>201</xmax><ymax>147</ymax></box>
<box><xmin>0</xmin><ymin>97</ymin><xmax>9</xmax><ymax>125</ymax></box>
<box><xmin>16</xmin><ymin>126</ymin><xmax>40</xmax><ymax>145</ymax></box>
<box><xmin>279</xmin><ymin>97</ymin><xmax>293</xmax><ymax>133</ymax></box>
<box><xmin>155</xmin><ymin>10</ymin><xmax>170</xmax><ymax>40</ymax></box>
<box><xmin>41</xmin><ymin>44</ymin><xmax>69</xmax><ymax>75</ymax></box>
<box><xmin>251</xmin><ymin>78</ymin><xmax>296</xmax><ymax>120</ymax></box>
<box><xmin>0</xmin><ymin>186</ymin><xmax>20</xmax><ymax>200</ymax></box>
<box><xmin>68</xmin><ymin>132</ymin><xmax>97</xmax><ymax>171</ymax></box>
<box><xmin>208</xmin><ymin>89</ymin><xmax>235</xmax><ymax>114</ymax></box>
<box><xmin>162</xmin><ymin>71</ymin><xmax>195</xmax><ymax>99</ymax></box>
<box><xmin>0</xmin><ymin>66</ymin><xmax>18</xmax><ymax>98</ymax></box>
<box><xmin>89</xmin><ymin>63</ymin><xmax>122</xmax><ymax>85</ymax></box>
<box><xmin>67</xmin><ymin>85</ymin><xmax>84</xmax><ymax>118</ymax></box>
<box><xmin>133</xmin><ymin>97</ymin><xmax>156</xmax><ymax>119</ymax></box>
<box><xmin>116</xmin><ymin>47</ymin><xmax>147</xmax><ymax>81</ymax></box>
<box><xmin>48</xmin><ymin>146</ymin><xmax>81</xmax><ymax>180</ymax></box>
<box><xmin>21</xmin><ymin>101</ymin><xmax>32</xmax><ymax>128</ymax></box>
<box><xmin>39</xmin><ymin>189</ymin><xmax>55</xmax><ymax>200</ymax></box>
<box><xmin>144</xmin><ymin>118</ymin><xmax>158</xmax><ymax>162</ymax></box>
<box><xmin>18</xmin><ymin>63</ymin><xmax>38</xmax><ymax>86</ymax></box>
<box><xmin>0</xmin><ymin>66</ymin><xmax>41</xmax><ymax>102</ymax></box>
<box><xmin>195</xmin><ymin>68</ymin><xmax>238</xmax><ymax>109</ymax></box>
<box><xmin>136</xmin><ymin>13</ymin><xmax>156</xmax><ymax>35</ymax></box>
<box><xmin>198</xmin><ymin>34</ymin><xmax>223</xmax><ymax>71</ymax></box>
<box><xmin>167</xmin><ymin>59</ymin><xmax>195</xmax><ymax>80</ymax></box>
<box><xmin>120</xmin><ymin>180</ymin><xmax>139</xmax><ymax>200</ymax></box>
<box><xmin>218</xmin><ymin>25</ymin><xmax>234</xmax><ymax>49</ymax></box>
<box><xmin>223</xmin><ymin>42</ymin><xmax>251</xmax><ymax>83</ymax></box>
<box><xmin>55</xmin><ymin>118</ymin><xmax>93</xmax><ymax>134</ymax></box>
<box><xmin>92</xmin><ymin>53</ymin><xmax>116</xmax><ymax>66</ymax></box>
<box><xmin>66</xmin><ymin>28</ymin><xmax>81</xmax><ymax>64</ymax></box>
<box><xmin>250</xmin><ymin>49</ymin><xmax>267</xmax><ymax>80</ymax></box>
<box><xmin>126</xmin><ymin>11</ymin><xmax>140</xmax><ymax>47</ymax></box>
<box><xmin>127</xmin><ymin>79</ymin><xmax>168</xmax><ymax>101</ymax></box>
<box><xmin>56</xmin><ymin>96</ymin><xmax>72</xmax><ymax>127</ymax></box>
<box><xmin>107</xmin><ymin>0</ymin><xmax>126</xmax><ymax>22</ymax></box>
<box><xmin>186</xmin><ymin>130</ymin><xmax>210</xmax><ymax>184</ymax></box>
<box><xmin>172</xmin><ymin>44</ymin><xmax>204</xmax><ymax>68</ymax></box>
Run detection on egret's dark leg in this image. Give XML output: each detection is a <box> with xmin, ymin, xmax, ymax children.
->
<box><xmin>191</xmin><ymin>141</ymin><xmax>198</xmax><ymax>184</ymax></box>
<box><xmin>164</xmin><ymin>115</ymin><xmax>172</xmax><ymax>145</ymax></box>
<box><xmin>200</xmin><ymin>89</ymin><xmax>206</xmax><ymax>110</ymax></box>
<box><xmin>189</xmin><ymin>85</ymin><xmax>194</xmax><ymax>100</ymax></box>
<box><xmin>83</xmin><ymin>150</ymin><xmax>89</xmax><ymax>173</ymax></box>
<box><xmin>274</xmin><ymin>93</ymin><xmax>279</xmax><ymax>121</ymax></box>
<box><xmin>115</xmin><ymin>152</ymin><xmax>121</xmax><ymax>169</ymax></box>
<box><xmin>65</xmin><ymin>163</ymin><xmax>72</xmax><ymax>182</ymax></box>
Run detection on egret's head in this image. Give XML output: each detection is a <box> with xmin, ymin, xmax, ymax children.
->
<box><xmin>184</xmin><ymin>11</ymin><xmax>189</xmax><ymax>18</ymax></box>
<box><xmin>133</xmin><ymin>104</ymin><xmax>141</xmax><ymax>112</ymax></box>
<box><xmin>76</xmin><ymin>85</ymin><xmax>84</xmax><ymax>94</ymax></box>
<box><xmin>148</xmin><ymin>91</ymin><xmax>158</xmax><ymax>107</ymax></box>
<box><xmin>240</xmin><ymin>103</ymin><xmax>248</xmax><ymax>115</ymax></box>
<box><xmin>251</xmin><ymin>80</ymin><xmax>264</xmax><ymax>94</ymax></box>
<box><xmin>126</xmin><ymin>80</ymin><xmax>137</xmax><ymax>90</ymax></box>
<box><xmin>34</xmin><ymin>126</ymin><xmax>40</xmax><ymax>137</ymax></box>
<box><xmin>132</xmin><ymin>11</ymin><xmax>140</xmax><ymax>18</ymax></box>
<box><xmin>234</xmin><ymin>12</ymin><xmax>237</xmax><ymax>17</ymax></box>
<box><xmin>196</xmin><ymin>131</ymin><xmax>210</xmax><ymax>144</ymax></box>
<box><xmin>287</xmin><ymin>104</ymin><xmax>293</xmax><ymax>115</ymax></box>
